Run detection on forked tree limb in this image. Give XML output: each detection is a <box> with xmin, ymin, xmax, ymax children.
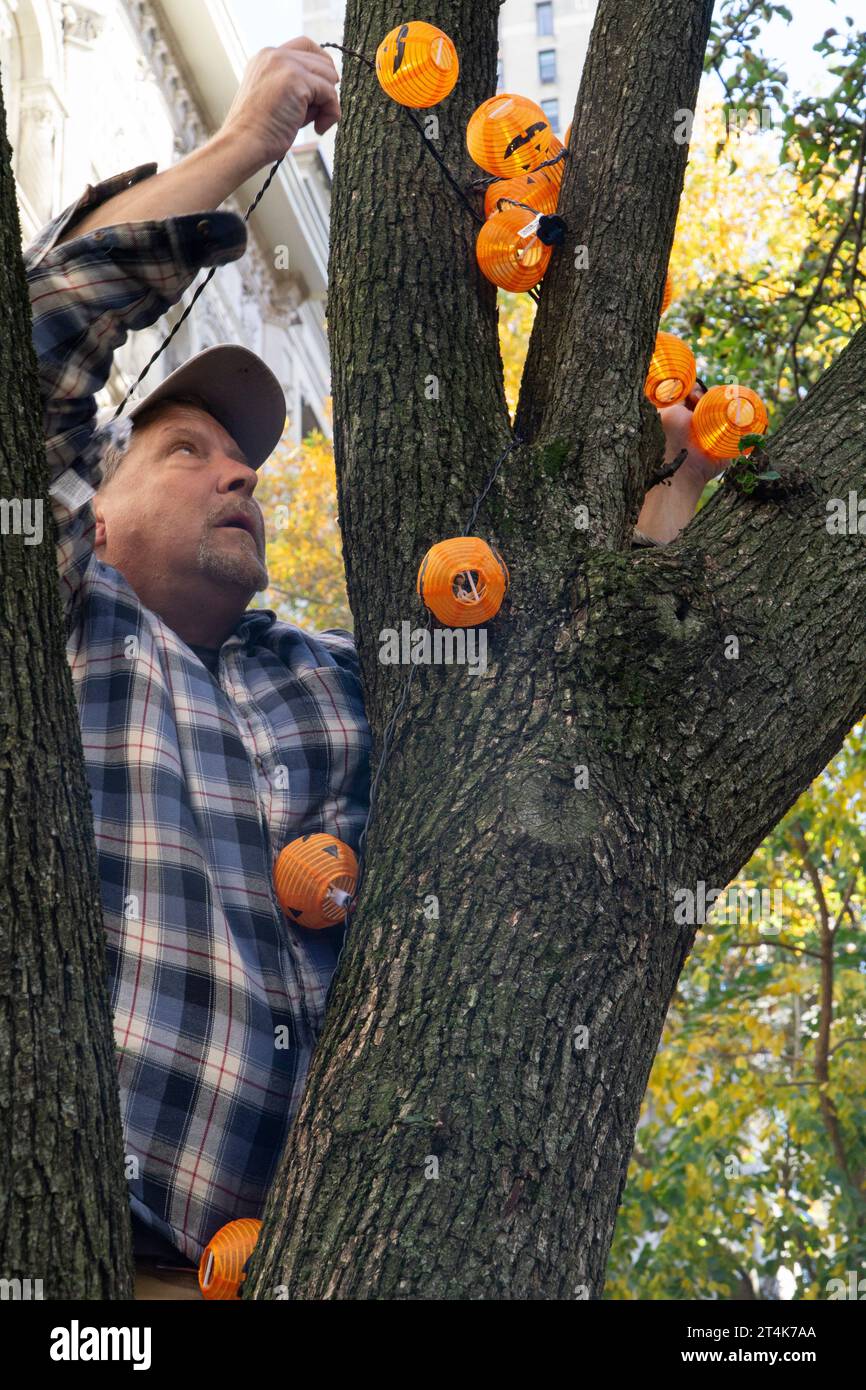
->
<box><xmin>515</xmin><ymin>0</ymin><xmax>715</xmax><ymax>548</ymax></box>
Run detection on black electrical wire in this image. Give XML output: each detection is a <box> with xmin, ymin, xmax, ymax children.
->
<box><xmin>112</xmin><ymin>41</ymin><xmax>561</xmax><ymax>415</ymax></box>
<box><xmin>112</xmin><ymin>154</ymin><xmax>287</xmax><ymax>419</ymax></box>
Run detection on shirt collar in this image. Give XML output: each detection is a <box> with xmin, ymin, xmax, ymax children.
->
<box><xmin>222</xmin><ymin>607</ymin><xmax>278</xmax><ymax>651</ymax></box>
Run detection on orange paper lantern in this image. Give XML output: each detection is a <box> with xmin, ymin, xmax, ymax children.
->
<box><xmin>198</xmin><ymin>1218</ymin><xmax>262</xmax><ymax>1300</ymax></box>
<box><xmin>564</xmin><ymin>122</ymin><xmax>572</xmax><ymax>146</ymax></box>
<box><xmin>483</xmin><ymin>164</ymin><xmax>561</xmax><ymax>219</ymax></box>
<box><xmin>467</xmin><ymin>93</ymin><xmax>554</xmax><ymax>177</ymax></box>
<box><xmin>476</xmin><ymin>205</ymin><xmax>552</xmax><ymax>291</ymax></box>
<box><xmin>644</xmin><ymin>331</ymin><xmax>697</xmax><ymax>408</ymax></box>
<box><xmin>417</xmin><ymin>537</ymin><xmax>509</xmax><ymax>627</ymax></box>
<box><xmin>661</xmin><ymin>271</ymin><xmax>674</xmax><ymax>314</ymax></box>
<box><xmin>375</xmin><ymin>21</ymin><xmax>459</xmax><ymax>108</ymax></box>
<box><xmin>690</xmin><ymin>384</ymin><xmax>769</xmax><ymax>460</ymax></box>
<box><xmin>274</xmin><ymin>833</ymin><xmax>359</xmax><ymax>930</ymax></box>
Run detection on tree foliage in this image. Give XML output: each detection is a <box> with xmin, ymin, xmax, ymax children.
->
<box><xmin>696</xmin><ymin>1</ymin><xmax>866</xmax><ymax>407</ymax></box>
<box><xmin>256</xmin><ymin>428</ymin><xmax>352</xmax><ymax>630</ymax></box>
<box><xmin>608</xmin><ymin>727</ymin><xmax>866</xmax><ymax>1298</ymax></box>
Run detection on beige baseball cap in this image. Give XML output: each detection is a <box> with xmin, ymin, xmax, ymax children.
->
<box><xmin>127</xmin><ymin>344</ymin><xmax>287</xmax><ymax>469</ymax></box>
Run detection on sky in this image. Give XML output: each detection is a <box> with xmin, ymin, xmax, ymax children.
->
<box><xmin>225</xmin><ymin>0</ymin><xmax>851</xmax><ymax>96</ymax></box>
<box><xmin>227</xmin><ymin>0</ymin><xmax>303</xmax><ymax>53</ymax></box>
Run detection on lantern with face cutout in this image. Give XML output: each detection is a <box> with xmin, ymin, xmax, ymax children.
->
<box><xmin>476</xmin><ymin>206</ymin><xmax>552</xmax><ymax>291</ymax></box>
<box><xmin>644</xmin><ymin>331</ymin><xmax>697</xmax><ymax>408</ymax></box>
<box><xmin>375</xmin><ymin>21</ymin><xmax>459</xmax><ymax>107</ymax></box>
<box><xmin>690</xmin><ymin>384</ymin><xmax>769</xmax><ymax>460</ymax></box>
<box><xmin>467</xmin><ymin>93</ymin><xmax>554</xmax><ymax>177</ymax></box>
<box><xmin>198</xmin><ymin>1218</ymin><xmax>262</xmax><ymax>1301</ymax></box>
<box><xmin>483</xmin><ymin>164</ymin><xmax>561</xmax><ymax>219</ymax></box>
<box><xmin>274</xmin><ymin>833</ymin><xmax>359</xmax><ymax>931</ymax></box>
<box><xmin>417</xmin><ymin>536</ymin><xmax>510</xmax><ymax>627</ymax></box>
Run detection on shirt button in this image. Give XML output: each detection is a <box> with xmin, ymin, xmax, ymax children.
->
<box><xmin>93</xmin><ymin>230</ymin><xmax>104</xmax><ymax>240</ymax></box>
<box><xmin>197</xmin><ymin>219</ymin><xmax>210</xmax><ymax>236</ymax></box>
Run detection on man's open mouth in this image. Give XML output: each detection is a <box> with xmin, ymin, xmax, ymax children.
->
<box><xmin>215</xmin><ymin>512</ymin><xmax>261</xmax><ymax>545</ymax></box>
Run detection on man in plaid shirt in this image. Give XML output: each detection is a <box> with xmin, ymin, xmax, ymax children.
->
<box><xmin>24</xmin><ymin>39</ymin><xmax>369</xmax><ymax>1292</ymax></box>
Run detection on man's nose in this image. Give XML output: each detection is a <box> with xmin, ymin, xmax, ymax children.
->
<box><xmin>217</xmin><ymin>455</ymin><xmax>259</xmax><ymax>497</ymax></box>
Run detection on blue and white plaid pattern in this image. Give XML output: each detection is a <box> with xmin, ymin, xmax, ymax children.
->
<box><xmin>25</xmin><ymin>164</ymin><xmax>371</xmax><ymax>1263</ymax></box>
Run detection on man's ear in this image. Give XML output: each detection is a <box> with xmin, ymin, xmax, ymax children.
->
<box><xmin>93</xmin><ymin>494</ymin><xmax>108</xmax><ymax>551</ymax></box>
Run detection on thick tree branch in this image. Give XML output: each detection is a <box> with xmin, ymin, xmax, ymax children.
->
<box><xmin>513</xmin><ymin>0</ymin><xmax>715</xmax><ymax>548</ymax></box>
<box><xmin>327</xmin><ymin>1</ymin><xmax>509</xmax><ymax>721</ymax></box>
<box><xmin>586</xmin><ymin>323</ymin><xmax>866</xmax><ymax>895</ymax></box>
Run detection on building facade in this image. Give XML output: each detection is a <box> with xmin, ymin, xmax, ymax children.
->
<box><xmin>2</xmin><ymin>0</ymin><xmax>334</xmax><ymax>441</ymax></box>
<box><xmin>498</xmin><ymin>0</ymin><xmax>597</xmax><ymax>135</ymax></box>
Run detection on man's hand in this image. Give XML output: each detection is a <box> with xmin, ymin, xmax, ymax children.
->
<box><xmin>220</xmin><ymin>39</ymin><xmax>341</xmax><ymax>170</ymax></box>
<box><xmin>635</xmin><ymin>385</ymin><xmax>732</xmax><ymax>545</ymax></box>
<box><xmin>657</xmin><ymin>387</ymin><xmax>728</xmax><ymax>489</ymax></box>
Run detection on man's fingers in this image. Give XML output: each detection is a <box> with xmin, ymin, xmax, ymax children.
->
<box><xmin>278</xmin><ymin>37</ymin><xmax>340</xmax><ymax>84</ymax></box>
<box><xmin>279</xmin><ymin>35</ymin><xmax>322</xmax><ymax>53</ymax></box>
<box><xmin>313</xmin><ymin>104</ymin><xmax>340</xmax><ymax>135</ymax></box>
<box><xmin>298</xmin><ymin>72</ymin><xmax>341</xmax><ymax>129</ymax></box>
<box><xmin>287</xmin><ymin>50</ymin><xmax>341</xmax><ymax>86</ymax></box>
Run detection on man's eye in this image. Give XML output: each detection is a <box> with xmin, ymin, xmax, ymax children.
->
<box><xmin>173</xmin><ymin>440</ymin><xmax>197</xmax><ymax>455</ymax></box>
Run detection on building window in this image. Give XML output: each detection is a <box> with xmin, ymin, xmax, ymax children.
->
<box><xmin>538</xmin><ymin>49</ymin><xmax>557</xmax><ymax>85</ymax></box>
<box><xmin>541</xmin><ymin>98</ymin><xmax>560</xmax><ymax>134</ymax></box>
<box><xmin>496</xmin><ymin>57</ymin><xmax>504</xmax><ymax>92</ymax></box>
<box><xmin>301</xmin><ymin>396</ymin><xmax>319</xmax><ymax>440</ymax></box>
<box><xmin>536</xmin><ymin>2</ymin><xmax>554</xmax><ymax>37</ymax></box>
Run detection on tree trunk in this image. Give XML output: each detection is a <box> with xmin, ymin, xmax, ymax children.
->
<box><xmin>247</xmin><ymin>0</ymin><xmax>866</xmax><ymax>1299</ymax></box>
<box><xmin>0</xmin><ymin>75</ymin><xmax>133</xmax><ymax>1298</ymax></box>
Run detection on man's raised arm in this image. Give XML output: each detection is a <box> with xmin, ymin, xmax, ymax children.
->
<box><xmin>23</xmin><ymin>36</ymin><xmax>339</xmax><ymax>623</ymax></box>
<box><xmin>55</xmin><ymin>38</ymin><xmax>340</xmax><ymax>244</ymax></box>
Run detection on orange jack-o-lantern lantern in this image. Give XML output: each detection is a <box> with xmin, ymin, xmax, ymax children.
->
<box><xmin>198</xmin><ymin>1219</ymin><xmax>262</xmax><ymax>1301</ymax></box>
<box><xmin>476</xmin><ymin>205</ymin><xmax>552</xmax><ymax>291</ymax></box>
<box><xmin>690</xmin><ymin>384</ymin><xmax>768</xmax><ymax>460</ymax></box>
<box><xmin>644</xmin><ymin>331</ymin><xmax>697</xmax><ymax>408</ymax></box>
<box><xmin>483</xmin><ymin>164</ymin><xmax>561</xmax><ymax>219</ymax></box>
<box><xmin>375</xmin><ymin>22</ymin><xmax>459</xmax><ymax>107</ymax></box>
<box><xmin>467</xmin><ymin>93</ymin><xmax>554</xmax><ymax>177</ymax></box>
<box><xmin>661</xmin><ymin>271</ymin><xmax>674</xmax><ymax>314</ymax></box>
<box><xmin>417</xmin><ymin>537</ymin><xmax>509</xmax><ymax>627</ymax></box>
<box><xmin>274</xmin><ymin>833</ymin><xmax>359</xmax><ymax>930</ymax></box>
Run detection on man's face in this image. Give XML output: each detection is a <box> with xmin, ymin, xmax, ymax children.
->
<box><xmin>94</xmin><ymin>402</ymin><xmax>269</xmax><ymax>611</ymax></box>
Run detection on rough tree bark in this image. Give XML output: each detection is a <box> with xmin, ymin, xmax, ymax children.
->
<box><xmin>0</xmin><ymin>78</ymin><xmax>133</xmax><ymax>1297</ymax></box>
<box><xmin>247</xmin><ymin>0</ymin><xmax>866</xmax><ymax>1298</ymax></box>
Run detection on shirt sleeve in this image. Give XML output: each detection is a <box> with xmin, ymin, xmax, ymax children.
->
<box><xmin>24</xmin><ymin>162</ymin><xmax>248</xmax><ymax>623</ymax></box>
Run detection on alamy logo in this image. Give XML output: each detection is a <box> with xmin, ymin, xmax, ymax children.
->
<box><xmin>0</xmin><ymin>1276</ymin><xmax>43</xmax><ymax>1299</ymax></box>
<box><xmin>826</xmin><ymin>492</ymin><xmax>866</xmax><ymax>534</ymax></box>
<box><xmin>49</xmin><ymin>1320</ymin><xmax>152</xmax><ymax>1371</ymax></box>
<box><xmin>379</xmin><ymin>621</ymin><xmax>488</xmax><ymax>675</ymax></box>
<box><xmin>826</xmin><ymin>1271</ymin><xmax>866</xmax><ymax>1300</ymax></box>
<box><xmin>0</xmin><ymin>497</ymin><xmax>43</xmax><ymax>545</ymax></box>
<box><xmin>674</xmin><ymin>881</ymin><xmax>784</xmax><ymax>930</ymax></box>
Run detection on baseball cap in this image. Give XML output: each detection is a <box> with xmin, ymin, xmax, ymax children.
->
<box><xmin>126</xmin><ymin>344</ymin><xmax>287</xmax><ymax>470</ymax></box>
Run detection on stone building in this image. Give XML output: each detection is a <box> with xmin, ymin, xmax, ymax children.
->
<box><xmin>497</xmin><ymin>0</ymin><xmax>597</xmax><ymax>135</ymax></box>
<box><xmin>1</xmin><ymin>0</ymin><xmax>333</xmax><ymax>440</ymax></box>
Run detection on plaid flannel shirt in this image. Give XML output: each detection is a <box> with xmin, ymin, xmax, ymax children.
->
<box><xmin>24</xmin><ymin>163</ymin><xmax>371</xmax><ymax>1263</ymax></box>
